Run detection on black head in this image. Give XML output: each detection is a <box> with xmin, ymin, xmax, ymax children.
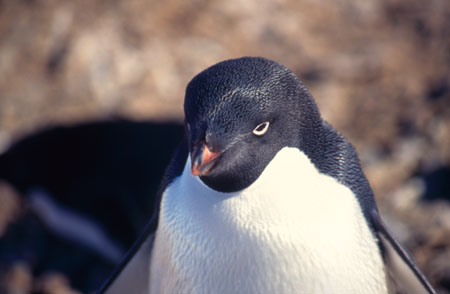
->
<box><xmin>184</xmin><ymin>57</ymin><xmax>323</xmax><ymax>192</ymax></box>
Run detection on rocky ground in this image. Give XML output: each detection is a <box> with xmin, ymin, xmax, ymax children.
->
<box><xmin>0</xmin><ymin>0</ymin><xmax>449</xmax><ymax>293</ymax></box>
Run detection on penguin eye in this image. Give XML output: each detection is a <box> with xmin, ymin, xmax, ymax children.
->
<box><xmin>253</xmin><ymin>122</ymin><xmax>270</xmax><ymax>136</ymax></box>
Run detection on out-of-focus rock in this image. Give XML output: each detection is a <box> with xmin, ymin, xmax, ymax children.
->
<box><xmin>38</xmin><ymin>272</ymin><xmax>81</xmax><ymax>294</ymax></box>
<box><xmin>381</xmin><ymin>180</ymin><xmax>450</xmax><ymax>293</ymax></box>
<box><xmin>1</xmin><ymin>262</ymin><xmax>33</xmax><ymax>294</ymax></box>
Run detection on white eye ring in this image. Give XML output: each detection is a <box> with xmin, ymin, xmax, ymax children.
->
<box><xmin>253</xmin><ymin>122</ymin><xmax>270</xmax><ymax>136</ymax></box>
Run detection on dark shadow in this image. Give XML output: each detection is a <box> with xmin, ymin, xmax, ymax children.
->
<box><xmin>0</xmin><ymin>119</ymin><xmax>184</xmax><ymax>292</ymax></box>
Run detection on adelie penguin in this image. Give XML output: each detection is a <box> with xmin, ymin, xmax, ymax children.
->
<box><xmin>98</xmin><ymin>57</ymin><xmax>436</xmax><ymax>294</ymax></box>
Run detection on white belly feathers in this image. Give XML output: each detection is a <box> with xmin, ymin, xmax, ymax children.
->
<box><xmin>150</xmin><ymin>147</ymin><xmax>387</xmax><ymax>294</ymax></box>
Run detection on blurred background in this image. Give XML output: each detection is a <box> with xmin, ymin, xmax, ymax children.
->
<box><xmin>0</xmin><ymin>0</ymin><xmax>449</xmax><ymax>293</ymax></box>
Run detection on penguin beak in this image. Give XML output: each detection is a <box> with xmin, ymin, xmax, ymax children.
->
<box><xmin>191</xmin><ymin>142</ymin><xmax>222</xmax><ymax>176</ymax></box>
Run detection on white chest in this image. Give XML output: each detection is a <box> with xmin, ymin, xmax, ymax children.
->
<box><xmin>150</xmin><ymin>147</ymin><xmax>387</xmax><ymax>294</ymax></box>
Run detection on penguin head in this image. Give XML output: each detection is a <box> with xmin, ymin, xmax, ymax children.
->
<box><xmin>184</xmin><ymin>57</ymin><xmax>322</xmax><ymax>192</ymax></box>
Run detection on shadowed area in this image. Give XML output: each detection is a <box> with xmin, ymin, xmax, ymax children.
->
<box><xmin>0</xmin><ymin>120</ymin><xmax>183</xmax><ymax>292</ymax></box>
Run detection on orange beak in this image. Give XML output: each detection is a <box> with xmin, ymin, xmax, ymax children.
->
<box><xmin>191</xmin><ymin>142</ymin><xmax>222</xmax><ymax>176</ymax></box>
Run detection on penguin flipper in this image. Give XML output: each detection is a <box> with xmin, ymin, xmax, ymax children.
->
<box><xmin>370</xmin><ymin>210</ymin><xmax>436</xmax><ymax>294</ymax></box>
<box><xmin>97</xmin><ymin>224</ymin><xmax>154</xmax><ymax>294</ymax></box>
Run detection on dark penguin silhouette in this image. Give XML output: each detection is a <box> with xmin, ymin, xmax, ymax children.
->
<box><xmin>99</xmin><ymin>57</ymin><xmax>436</xmax><ymax>294</ymax></box>
<box><xmin>0</xmin><ymin>120</ymin><xmax>183</xmax><ymax>292</ymax></box>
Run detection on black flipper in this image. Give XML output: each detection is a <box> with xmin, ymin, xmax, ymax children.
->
<box><xmin>97</xmin><ymin>223</ymin><xmax>155</xmax><ymax>294</ymax></box>
<box><xmin>371</xmin><ymin>210</ymin><xmax>436</xmax><ymax>294</ymax></box>
<box><xmin>97</xmin><ymin>136</ymin><xmax>189</xmax><ymax>294</ymax></box>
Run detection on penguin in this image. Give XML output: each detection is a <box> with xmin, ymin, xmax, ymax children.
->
<box><xmin>98</xmin><ymin>57</ymin><xmax>436</xmax><ymax>294</ymax></box>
